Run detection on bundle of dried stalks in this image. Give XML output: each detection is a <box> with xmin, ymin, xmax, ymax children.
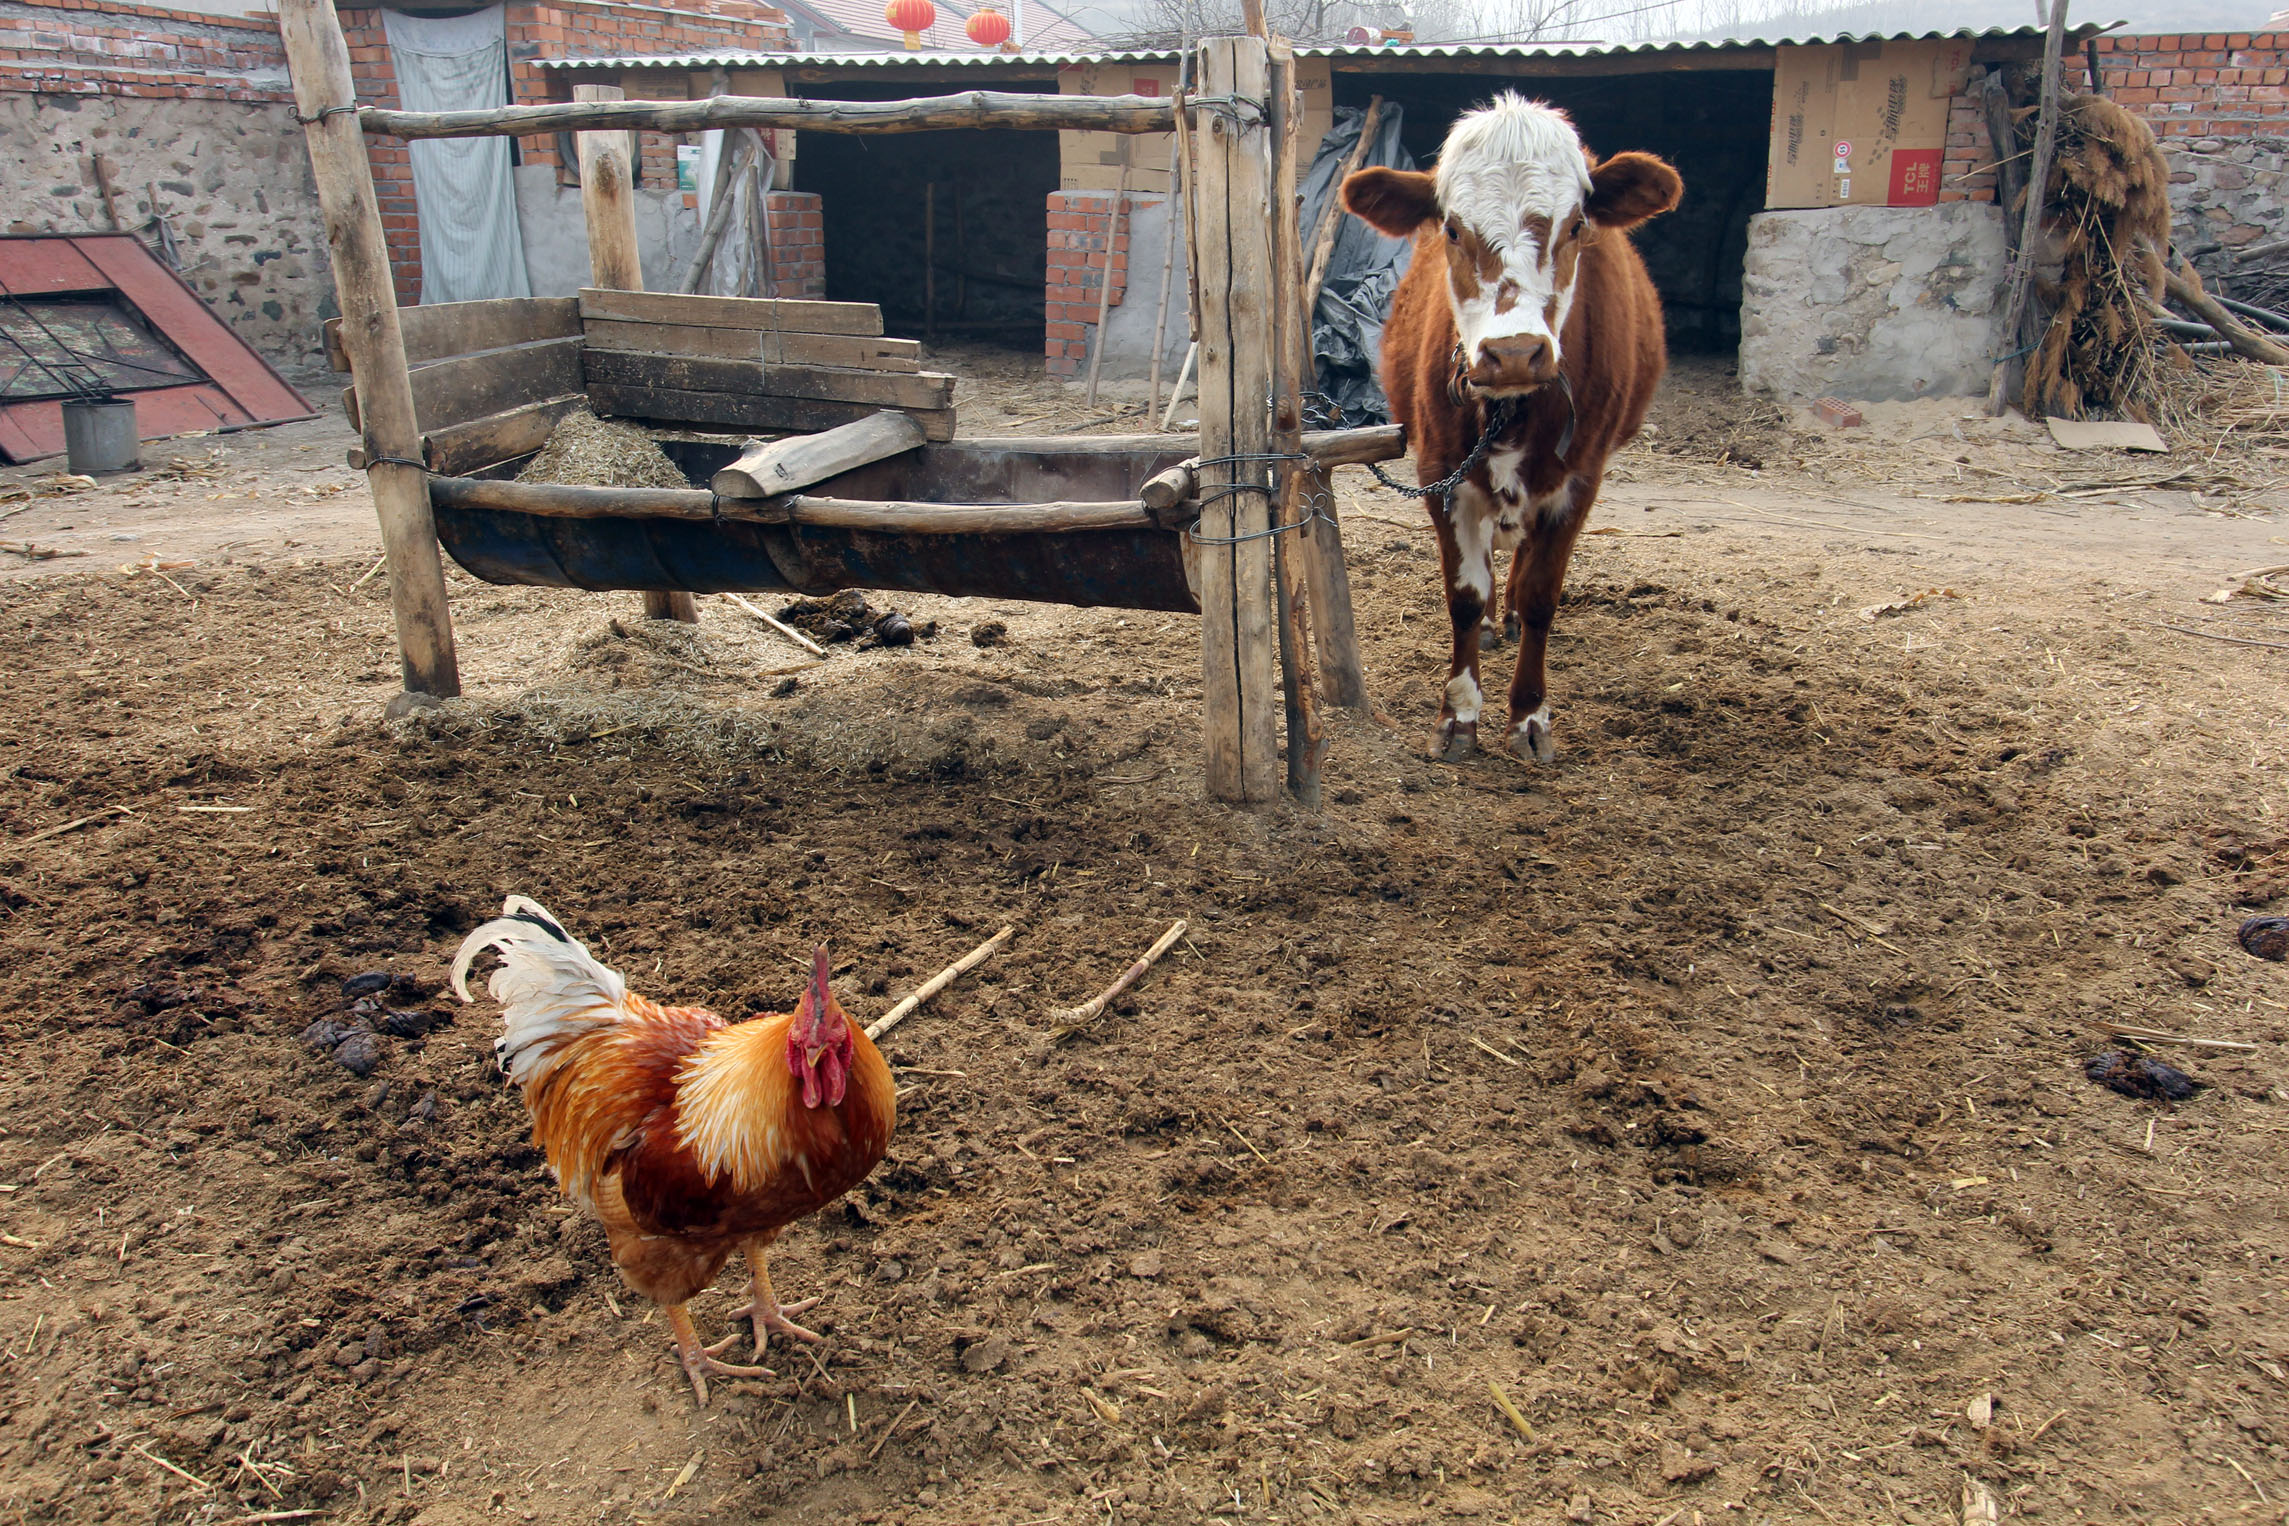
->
<box><xmin>2023</xmin><ymin>95</ymin><xmax>2173</xmax><ymax>421</ymax></box>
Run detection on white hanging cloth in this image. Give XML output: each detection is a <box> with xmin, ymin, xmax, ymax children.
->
<box><xmin>382</xmin><ymin>5</ymin><xmax>532</xmax><ymax>305</ymax></box>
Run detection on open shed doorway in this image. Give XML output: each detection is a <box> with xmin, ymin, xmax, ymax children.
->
<box><xmin>1332</xmin><ymin>68</ymin><xmax>1774</xmax><ymax>355</ymax></box>
<box><xmin>789</xmin><ymin>80</ymin><xmax>1061</xmax><ymax>354</ymax></box>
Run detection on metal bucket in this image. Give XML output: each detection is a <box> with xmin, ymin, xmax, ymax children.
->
<box><xmin>61</xmin><ymin>399</ymin><xmax>140</xmax><ymax>475</ymax></box>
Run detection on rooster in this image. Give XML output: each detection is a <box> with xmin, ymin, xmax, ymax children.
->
<box><xmin>449</xmin><ymin>897</ymin><xmax>894</xmax><ymax>1404</ymax></box>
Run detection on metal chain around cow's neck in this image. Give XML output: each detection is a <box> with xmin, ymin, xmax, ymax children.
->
<box><xmin>1365</xmin><ymin>374</ymin><xmax>1576</xmax><ymax>513</ymax></box>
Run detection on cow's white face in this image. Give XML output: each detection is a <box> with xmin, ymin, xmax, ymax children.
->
<box><xmin>1432</xmin><ymin>99</ymin><xmax>1592</xmax><ymax>393</ymax></box>
<box><xmin>1341</xmin><ymin>95</ymin><xmax>1683</xmax><ymax>398</ymax></box>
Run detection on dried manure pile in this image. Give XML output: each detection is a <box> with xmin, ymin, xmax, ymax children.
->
<box><xmin>0</xmin><ymin>490</ymin><xmax>2283</xmax><ymax>1523</ymax></box>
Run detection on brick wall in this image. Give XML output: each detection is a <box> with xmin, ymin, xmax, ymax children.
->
<box><xmin>2097</xmin><ymin>31</ymin><xmax>2289</xmax><ymax>137</ymax></box>
<box><xmin>0</xmin><ymin>0</ymin><xmax>290</xmax><ymax>104</ymax></box>
<box><xmin>341</xmin><ymin>1</ymin><xmax>791</xmax><ymax>306</ymax></box>
<box><xmin>1939</xmin><ymin>83</ymin><xmax>1997</xmax><ymax>204</ymax></box>
<box><xmin>1045</xmin><ymin>189</ymin><xmax>1153</xmax><ymax>376</ymax></box>
<box><xmin>765</xmin><ymin>190</ymin><xmax>824</xmax><ymax>298</ymax></box>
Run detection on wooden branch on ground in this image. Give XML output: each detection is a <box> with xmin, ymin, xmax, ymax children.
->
<box><xmin>717</xmin><ymin>592</ymin><xmax>827</xmax><ymax>656</ymax></box>
<box><xmin>1049</xmin><ymin>919</ymin><xmax>1187</xmax><ymax>1035</ymax></box>
<box><xmin>2163</xmin><ymin>255</ymin><xmax>2289</xmax><ymax>366</ymax></box>
<box><xmin>363</xmin><ymin>92</ymin><xmax>1177</xmax><ymax>142</ymax></box>
<box><xmin>866</xmin><ymin>924</ymin><xmax>1017</xmax><ymax>1042</ymax></box>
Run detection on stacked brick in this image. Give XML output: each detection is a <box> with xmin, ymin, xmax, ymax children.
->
<box><xmin>765</xmin><ymin>191</ymin><xmax>825</xmax><ymax>298</ymax></box>
<box><xmin>1939</xmin><ymin>83</ymin><xmax>1997</xmax><ymax>204</ymax></box>
<box><xmin>0</xmin><ymin>0</ymin><xmax>291</xmax><ymax>103</ymax></box>
<box><xmin>2097</xmin><ymin>32</ymin><xmax>2289</xmax><ymax>137</ymax></box>
<box><xmin>1045</xmin><ymin>189</ymin><xmax>1154</xmax><ymax>376</ymax></box>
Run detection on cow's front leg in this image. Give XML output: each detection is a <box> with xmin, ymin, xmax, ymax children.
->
<box><xmin>1434</xmin><ymin>486</ymin><xmax>1497</xmax><ymax>762</ymax></box>
<box><xmin>1503</xmin><ymin>476</ymin><xmax>1593</xmax><ymax>764</ymax></box>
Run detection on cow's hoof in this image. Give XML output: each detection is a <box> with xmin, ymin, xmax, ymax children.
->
<box><xmin>1506</xmin><ymin>705</ymin><xmax>1556</xmax><ymax>764</ymax></box>
<box><xmin>1434</xmin><ymin>718</ymin><xmax>1477</xmax><ymax>762</ymax></box>
<box><xmin>1478</xmin><ymin>619</ymin><xmax>1506</xmax><ymax>652</ymax></box>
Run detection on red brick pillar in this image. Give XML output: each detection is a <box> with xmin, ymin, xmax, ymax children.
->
<box><xmin>1044</xmin><ymin>189</ymin><xmax>1144</xmax><ymax>377</ymax></box>
<box><xmin>765</xmin><ymin>191</ymin><xmax>825</xmax><ymax>298</ymax></box>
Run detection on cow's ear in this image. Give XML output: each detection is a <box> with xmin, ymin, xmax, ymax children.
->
<box><xmin>1585</xmin><ymin>152</ymin><xmax>1681</xmax><ymax>230</ymax></box>
<box><xmin>1342</xmin><ymin>167</ymin><xmax>1440</xmax><ymax>237</ymax></box>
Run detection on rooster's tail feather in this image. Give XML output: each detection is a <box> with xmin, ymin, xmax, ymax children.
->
<box><xmin>449</xmin><ymin>896</ymin><xmax>630</xmax><ymax>1085</ymax></box>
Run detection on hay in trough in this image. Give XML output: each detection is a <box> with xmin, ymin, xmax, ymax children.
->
<box><xmin>516</xmin><ymin>407</ymin><xmax>690</xmax><ymax>490</ymax></box>
<box><xmin>2023</xmin><ymin>94</ymin><xmax>2173</xmax><ymax>422</ymax></box>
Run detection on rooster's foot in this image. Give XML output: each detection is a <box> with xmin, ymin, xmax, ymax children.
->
<box><xmin>725</xmin><ymin>1245</ymin><xmax>826</xmax><ymax>1360</ymax></box>
<box><xmin>665</xmin><ymin>1302</ymin><xmax>773</xmax><ymax>1407</ymax></box>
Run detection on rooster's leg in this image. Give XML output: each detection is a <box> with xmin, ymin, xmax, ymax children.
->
<box><xmin>663</xmin><ymin>1302</ymin><xmax>773</xmax><ymax>1407</ymax></box>
<box><xmin>718</xmin><ymin>1241</ymin><xmax>824</xmax><ymax>1360</ymax></box>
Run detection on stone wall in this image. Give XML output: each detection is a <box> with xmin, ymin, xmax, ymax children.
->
<box><xmin>0</xmin><ymin>0</ymin><xmax>334</xmax><ymax>374</ymax></box>
<box><xmin>2163</xmin><ymin>135</ymin><xmax>2287</xmax><ymax>283</ymax></box>
<box><xmin>1739</xmin><ymin>203</ymin><xmax>2007</xmax><ymax>402</ymax></box>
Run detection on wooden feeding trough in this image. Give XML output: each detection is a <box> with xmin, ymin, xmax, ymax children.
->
<box><xmin>281</xmin><ymin>0</ymin><xmax>1392</xmax><ymax>805</ymax></box>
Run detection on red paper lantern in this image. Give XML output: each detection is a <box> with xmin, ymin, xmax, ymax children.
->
<box><xmin>885</xmin><ymin>0</ymin><xmax>935</xmax><ymax>48</ymax></box>
<box><xmin>965</xmin><ymin>6</ymin><xmax>1011</xmax><ymax>48</ymax></box>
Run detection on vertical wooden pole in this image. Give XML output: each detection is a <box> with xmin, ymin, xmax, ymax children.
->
<box><xmin>1988</xmin><ymin>0</ymin><xmax>2068</xmax><ymax>417</ymax></box>
<box><xmin>1084</xmin><ymin>149</ymin><xmax>1129</xmax><ymax>410</ymax></box>
<box><xmin>1266</xmin><ymin>41</ymin><xmax>1323</xmax><ymax>807</ymax></box>
<box><xmin>1192</xmin><ymin>36</ymin><xmax>1278</xmax><ymax>807</ymax></box>
<box><xmin>278</xmin><ymin>0</ymin><xmax>460</xmax><ymax>711</ymax></box>
<box><xmin>1146</xmin><ymin>129</ymin><xmax>1182</xmax><ymax>422</ymax></box>
<box><xmin>576</xmin><ymin>83</ymin><xmax>697</xmax><ymax>624</ymax></box>
<box><xmin>924</xmin><ymin>181</ymin><xmax>936</xmax><ymax>345</ymax></box>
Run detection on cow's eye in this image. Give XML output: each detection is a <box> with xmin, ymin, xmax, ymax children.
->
<box><xmin>1444</xmin><ymin>221</ymin><xmax>1460</xmax><ymax>243</ymax></box>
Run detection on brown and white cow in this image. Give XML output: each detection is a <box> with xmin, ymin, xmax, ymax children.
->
<box><xmin>1342</xmin><ymin>95</ymin><xmax>1680</xmax><ymax>763</ymax></box>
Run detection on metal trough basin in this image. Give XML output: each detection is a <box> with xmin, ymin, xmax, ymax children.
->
<box><xmin>431</xmin><ymin>435</ymin><xmax>1201</xmax><ymax>614</ymax></box>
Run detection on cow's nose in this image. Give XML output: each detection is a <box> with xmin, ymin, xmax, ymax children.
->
<box><xmin>1470</xmin><ymin>335</ymin><xmax>1555</xmax><ymax>388</ymax></box>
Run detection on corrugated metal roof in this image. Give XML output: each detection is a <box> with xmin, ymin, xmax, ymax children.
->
<box><xmin>537</xmin><ymin>21</ymin><xmax>2113</xmax><ymax>70</ymax></box>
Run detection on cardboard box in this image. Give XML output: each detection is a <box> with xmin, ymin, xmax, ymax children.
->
<box><xmin>1765</xmin><ymin>39</ymin><xmax>1973</xmax><ymax>210</ymax></box>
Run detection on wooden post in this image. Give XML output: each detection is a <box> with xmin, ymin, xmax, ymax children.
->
<box><xmin>1266</xmin><ymin>42</ymin><xmax>1323</xmax><ymax>806</ymax></box>
<box><xmin>1146</xmin><ymin>129</ymin><xmax>1183</xmax><ymax>421</ymax></box>
<box><xmin>1191</xmin><ymin>36</ymin><xmax>1279</xmax><ymax>806</ymax></box>
<box><xmin>1987</xmin><ymin>0</ymin><xmax>2068</xmax><ymax>417</ymax></box>
<box><xmin>577</xmin><ymin>83</ymin><xmax>698</xmax><ymax>624</ymax></box>
<box><xmin>1282</xmin><ymin>89</ymin><xmax>1368</xmax><ymax>713</ymax></box>
<box><xmin>924</xmin><ymin>180</ymin><xmax>936</xmax><ymax>345</ymax></box>
<box><xmin>278</xmin><ymin>0</ymin><xmax>460</xmax><ymax>711</ymax></box>
<box><xmin>575</xmin><ymin>85</ymin><xmax>644</xmax><ymax>291</ymax></box>
<box><xmin>1084</xmin><ymin>148</ymin><xmax>1129</xmax><ymax>410</ymax></box>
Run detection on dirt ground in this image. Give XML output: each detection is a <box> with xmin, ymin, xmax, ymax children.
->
<box><xmin>2</xmin><ymin>347</ymin><xmax>2287</xmax><ymax>1526</ymax></box>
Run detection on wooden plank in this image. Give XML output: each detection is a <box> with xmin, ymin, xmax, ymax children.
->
<box><xmin>1192</xmin><ymin>36</ymin><xmax>1281</xmax><ymax>807</ymax></box>
<box><xmin>580</xmin><ymin>348</ymin><xmax>953</xmax><ymax>409</ymax></box>
<box><xmin>324</xmin><ymin>296</ymin><xmax>580</xmax><ymax>372</ymax></box>
<box><xmin>73</xmin><ymin>234</ymin><xmax>313</xmax><ymax>425</ymax></box>
<box><xmin>421</xmin><ymin>392</ymin><xmax>586</xmax><ymax>476</ymax></box>
<box><xmin>345</xmin><ymin>335</ymin><xmax>586</xmax><ymax>436</ymax></box>
<box><xmin>586</xmin><ymin>382</ymin><xmax>956</xmax><ymax>442</ymax></box>
<box><xmin>579</xmin><ymin>286</ymin><xmax>884</xmax><ymax>337</ymax></box>
<box><xmin>581</xmin><ymin>318</ymin><xmax>918</xmax><ymax>372</ymax></box>
<box><xmin>281</xmin><ymin>0</ymin><xmax>459</xmax><ymax>704</ymax></box>
<box><xmin>711</xmin><ymin>412</ymin><xmax>925</xmax><ymax>497</ymax></box>
<box><xmin>430</xmin><ymin>473</ymin><xmax>1153</xmax><ymax>534</ymax></box>
<box><xmin>363</xmin><ymin>90</ymin><xmax>1178</xmax><ymax>142</ymax></box>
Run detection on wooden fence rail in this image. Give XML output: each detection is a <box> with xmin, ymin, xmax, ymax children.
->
<box><xmin>361</xmin><ymin>92</ymin><xmax>1177</xmax><ymax>141</ymax></box>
